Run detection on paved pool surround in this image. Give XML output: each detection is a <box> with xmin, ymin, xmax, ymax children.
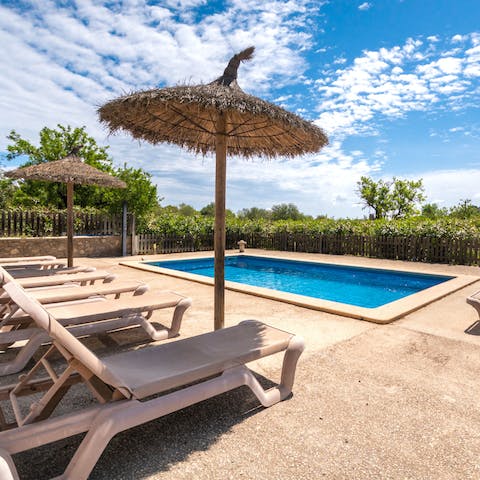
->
<box><xmin>121</xmin><ymin>251</ymin><xmax>478</xmax><ymax>323</ymax></box>
<box><xmin>11</xmin><ymin>252</ymin><xmax>480</xmax><ymax>479</ymax></box>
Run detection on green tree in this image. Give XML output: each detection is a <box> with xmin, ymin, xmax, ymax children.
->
<box><xmin>200</xmin><ymin>202</ymin><xmax>215</xmax><ymax>217</ymax></box>
<box><xmin>237</xmin><ymin>207</ymin><xmax>271</xmax><ymax>220</ymax></box>
<box><xmin>270</xmin><ymin>203</ymin><xmax>304</xmax><ymax>221</ymax></box>
<box><xmin>449</xmin><ymin>199</ymin><xmax>480</xmax><ymax>219</ymax></box>
<box><xmin>5</xmin><ymin>125</ymin><xmax>160</xmax><ymax>219</ymax></box>
<box><xmin>356</xmin><ymin>176</ymin><xmax>392</xmax><ymax>219</ymax></box>
<box><xmin>421</xmin><ymin>203</ymin><xmax>447</xmax><ymax>219</ymax></box>
<box><xmin>178</xmin><ymin>203</ymin><xmax>197</xmax><ymax>216</ymax></box>
<box><xmin>356</xmin><ymin>176</ymin><xmax>425</xmax><ymax>219</ymax></box>
<box><xmin>200</xmin><ymin>202</ymin><xmax>235</xmax><ymax>219</ymax></box>
<box><xmin>101</xmin><ymin>164</ymin><xmax>159</xmax><ymax>218</ymax></box>
<box><xmin>0</xmin><ymin>176</ymin><xmax>16</xmax><ymax>209</ymax></box>
<box><xmin>390</xmin><ymin>178</ymin><xmax>425</xmax><ymax>219</ymax></box>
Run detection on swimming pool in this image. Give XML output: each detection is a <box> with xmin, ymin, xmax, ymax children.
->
<box><xmin>122</xmin><ymin>253</ymin><xmax>476</xmax><ymax>323</ymax></box>
<box><xmin>144</xmin><ymin>255</ymin><xmax>453</xmax><ymax>308</ymax></box>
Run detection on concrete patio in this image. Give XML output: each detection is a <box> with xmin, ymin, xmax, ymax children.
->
<box><xmin>7</xmin><ymin>250</ymin><xmax>480</xmax><ymax>479</ymax></box>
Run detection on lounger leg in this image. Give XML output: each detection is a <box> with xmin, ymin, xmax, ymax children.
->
<box><xmin>278</xmin><ymin>335</ymin><xmax>305</xmax><ymax>397</ymax></box>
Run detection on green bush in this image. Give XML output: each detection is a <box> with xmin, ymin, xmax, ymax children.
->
<box><xmin>140</xmin><ymin>214</ymin><xmax>480</xmax><ymax>240</ymax></box>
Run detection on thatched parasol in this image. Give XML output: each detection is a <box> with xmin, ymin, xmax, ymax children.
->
<box><xmin>99</xmin><ymin>46</ymin><xmax>328</xmax><ymax>329</ymax></box>
<box><xmin>6</xmin><ymin>147</ymin><xmax>126</xmax><ymax>267</ymax></box>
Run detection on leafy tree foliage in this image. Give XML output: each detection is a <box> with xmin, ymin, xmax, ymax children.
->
<box><xmin>421</xmin><ymin>203</ymin><xmax>448</xmax><ymax>219</ymax></box>
<box><xmin>200</xmin><ymin>202</ymin><xmax>235</xmax><ymax>219</ymax></box>
<box><xmin>4</xmin><ymin>125</ymin><xmax>160</xmax><ymax>220</ymax></box>
<box><xmin>357</xmin><ymin>176</ymin><xmax>425</xmax><ymax>219</ymax></box>
<box><xmin>178</xmin><ymin>203</ymin><xmax>197</xmax><ymax>216</ymax></box>
<box><xmin>101</xmin><ymin>164</ymin><xmax>159</xmax><ymax>218</ymax></box>
<box><xmin>390</xmin><ymin>178</ymin><xmax>425</xmax><ymax>219</ymax></box>
<box><xmin>449</xmin><ymin>199</ymin><xmax>480</xmax><ymax>219</ymax></box>
<box><xmin>158</xmin><ymin>204</ymin><xmax>197</xmax><ymax>216</ymax></box>
<box><xmin>356</xmin><ymin>177</ymin><xmax>393</xmax><ymax>219</ymax></box>
<box><xmin>0</xmin><ymin>177</ymin><xmax>16</xmax><ymax>209</ymax></box>
<box><xmin>237</xmin><ymin>206</ymin><xmax>271</xmax><ymax>220</ymax></box>
<box><xmin>270</xmin><ymin>203</ymin><xmax>304</xmax><ymax>221</ymax></box>
<box><xmin>199</xmin><ymin>202</ymin><xmax>215</xmax><ymax>217</ymax></box>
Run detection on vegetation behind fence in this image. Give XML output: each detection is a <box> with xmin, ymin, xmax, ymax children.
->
<box><xmin>135</xmin><ymin>232</ymin><xmax>480</xmax><ymax>265</ymax></box>
<box><xmin>4</xmin><ymin>208</ymin><xmax>480</xmax><ymax>264</ymax></box>
<box><xmin>0</xmin><ymin>210</ymin><xmax>132</xmax><ymax>237</ymax></box>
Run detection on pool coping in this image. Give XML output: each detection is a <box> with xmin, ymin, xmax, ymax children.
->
<box><xmin>120</xmin><ymin>252</ymin><xmax>480</xmax><ymax>324</ymax></box>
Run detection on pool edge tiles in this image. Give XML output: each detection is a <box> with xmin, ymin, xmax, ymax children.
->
<box><xmin>120</xmin><ymin>254</ymin><xmax>480</xmax><ymax>324</ymax></box>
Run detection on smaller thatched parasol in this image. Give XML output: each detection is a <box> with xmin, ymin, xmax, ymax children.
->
<box><xmin>6</xmin><ymin>147</ymin><xmax>126</xmax><ymax>267</ymax></box>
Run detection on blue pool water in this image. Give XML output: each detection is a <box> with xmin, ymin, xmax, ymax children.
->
<box><xmin>146</xmin><ymin>255</ymin><xmax>453</xmax><ymax>308</ymax></box>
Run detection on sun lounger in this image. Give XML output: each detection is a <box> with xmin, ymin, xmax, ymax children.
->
<box><xmin>0</xmin><ymin>267</ymin><xmax>115</xmax><ymax>303</ymax></box>
<box><xmin>0</xmin><ymin>280</ymin><xmax>304</xmax><ymax>480</ymax></box>
<box><xmin>466</xmin><ymin>290</ymin><xmax>480</xmax><ymax>316</ymax></box>
<box><xmin>28</xmin><ymin>280</ymin><xmax>149</xmax><ymax>303</ymax></box>
<box><xmin>8</xmin><ymin>269</ymin><xmax>115</xmax><ymax>288</ymax></box>
<box><xmin>0</xmin><ymin>255</ymin><xmax>56</xmax><ymax>264</ymax></box>
<box><xmin>7</xmin><ymin>264</ymin><xmax>94</xmax><ymax>279</ymax></box>
<box><xmin>0</xmin><ymin>269</ymin><xmax>117</xmax><ymax>308</ymax></box>
<box><xmin>1</xmin><ymin>259</ymin><xmax>66</xmax><ymax>270</ymax></box>
<box><xmin>0</xmin><ymin>280</ymin><xmax>148</xmax><ymax>306</ymax></box>
<box><xmin>0</xmin><ymin>284</ymin><xmax>191</xmax><ymax>376</ymax></box>
<box><xmin>0</xmin><ymin>268</ymin><xmax>119</xmax><ymax>358</ymax></box>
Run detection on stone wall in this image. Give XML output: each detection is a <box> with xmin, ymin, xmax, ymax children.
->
<box><xmin>0</xmin><ymin>236</ymin><xmax>132</xmax><ymax>259</ymax></box>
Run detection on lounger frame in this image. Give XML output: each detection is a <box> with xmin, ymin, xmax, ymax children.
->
<box><xmin>0</xmin><ymin>280</ymin><xmax>303</xmax><ymax>480</ymax></box>
<box><xmin>0</xmin><ymin>326</ymin><xmax>303</xmax><ymax>480</ymax></box>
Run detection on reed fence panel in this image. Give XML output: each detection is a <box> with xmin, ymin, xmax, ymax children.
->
<box><xmin>0</xmin><ymin>211</ymin><xmax>132</xmax><ymax>237</ymax></box>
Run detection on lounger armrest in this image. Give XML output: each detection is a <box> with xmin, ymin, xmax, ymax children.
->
<box><xmin>466</xmin><ymin>291</ymin><xmax>480</xmax><ymax>315</ymax></box>
<box><xmin>138</xmin><ymin>296</ymin><xmax>192</xmax><ymax>340</ymax></box>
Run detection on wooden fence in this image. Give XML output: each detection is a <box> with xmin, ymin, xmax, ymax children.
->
<box><xmin>135</xmin><ymin>232</ymin><xmax>480</xmax><ymax>265</ymax></box>
<box><xmin>135</xmin><ymin>234</ymin><xmax>214</xmax><ymax>255</ymax></box>
<box><xmin>0</xmin><ymin>210</ymin><xmax>132</xmax><ymax>237</ymax></box>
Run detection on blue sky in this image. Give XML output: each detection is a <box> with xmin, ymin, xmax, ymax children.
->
<box><xmin>0</xmin><ymin>0</ymin><xmax>479</xmax><ymax>218</ymax></box>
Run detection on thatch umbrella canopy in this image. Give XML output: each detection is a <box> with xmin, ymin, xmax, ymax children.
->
<box><xmin>99</xmin><ymin>46</ymin><xmax>328</xmax><ymax>330</ymax></box>
<box><xmin>6</xmin><ymin>147</ymin><xmax>126</xmax><ymax>267</ymax></box>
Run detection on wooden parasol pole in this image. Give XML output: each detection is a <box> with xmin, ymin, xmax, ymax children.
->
<box><xmin>66</xmin><ymin>181</ymin><xmax>74</xmax><ymax>267</ymax></box>
<box><xmin>214</xmin><ymin>112</ymin><xmax>227</xmax><ymax>330</ymax></box>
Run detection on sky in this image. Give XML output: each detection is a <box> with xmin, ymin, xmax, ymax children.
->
<box><xmin>0</xmin><ymin>0</ymin><xmax>479</xmax><ymax>218</ymax></box>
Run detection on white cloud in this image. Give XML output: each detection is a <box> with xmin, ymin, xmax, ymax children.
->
<box><xmin>435</xmin><ymin>57</ymin><xmax>463</xmax><ymax>74</ymax></box>
<box><xmin>106</xmin><ymin>136</ymin><xmax>379</xmax><ymax>217</ymax></box>
<box><xmin>0</xmin><ymin>0</ymin><xmax>318</xmax><ymax>143</ymax></box>
<box><xmin>451</xmin><ymin>34</ymin><xmax>466</xmax><ymax>43</ymax></box>
<box><xmin>314</xmin><ymin>35</ymin><xmax>480</xmax><ymax>137</ymax></box>
<box><xmin>358</xmin><ymin>2</ymin><xmax>372</xmax><ymax>11</ymax></box>
<box><xmin>420</xmin><ymin>169</ymin><xmax>480</xmax><ymax>207</ymax></box>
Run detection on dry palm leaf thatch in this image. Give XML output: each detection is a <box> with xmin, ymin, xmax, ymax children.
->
<box><xmin>98</xmin><ymin>47</ymin><xmax>328</xmax><ymax>158</ymax></box>
<box><xmin>98</xmin><ymin>46</ymin><xmax>329</xmax><ymax>330</ymax></box>
<box><xmin>6</xmin><ymin>148</ymin><xmax>126</xmax><ymax>188</ymax></box>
